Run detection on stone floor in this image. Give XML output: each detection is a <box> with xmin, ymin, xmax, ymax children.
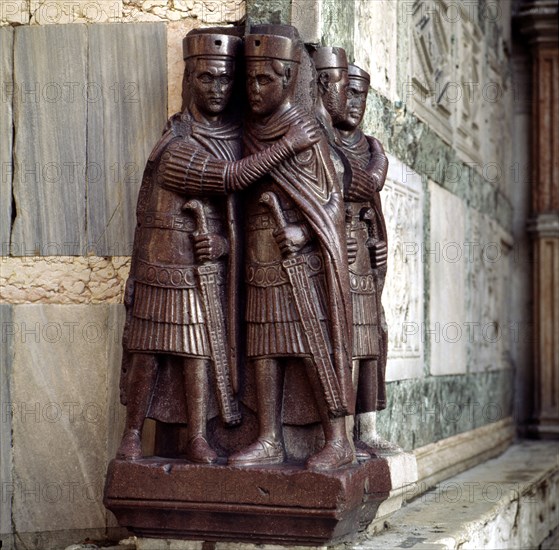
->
<box><xmin>64</xmin><ymin>441</ymin><xmax>558</xmax><ymax>550</ymax></box>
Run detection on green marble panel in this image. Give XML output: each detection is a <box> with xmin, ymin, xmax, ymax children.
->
<box><xmin>320</xmin><ymin>0</ymin><xmax>354</xmax><ymax>59</ymax></box>
<box><xmin>377</xmin><ymin>371</ymin><xmax>514</xmax><ymax>451</ymax></box>
<box><xmin>246</xmin><ymin>0</ymin><xmax>292</xmax><ymax>25</ymax></box>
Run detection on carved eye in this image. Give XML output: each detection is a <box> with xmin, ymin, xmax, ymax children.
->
<box><xmin>220</xmin><ymin>76</ymin><xmax>232</xmax><ymax>85</ymax></box>
<box><xmin>199</xmin><ymin>74</ymin><xmax>213</xmax><ymax>84</ymax></box>
<box><xmin>257</xmin><ymin>76</ymin><xmax>272</xmax><ymax>85</ymax></box>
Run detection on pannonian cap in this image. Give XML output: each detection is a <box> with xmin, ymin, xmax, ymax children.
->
<box><xmin>312</xmin><ymin>46</ymin><xmax>348</xmax><ymax>71</ymax></box>
<box><xmin>183</xmin><ymin>33</ymin><xmax>241</xmax><ymax>60</ymax></box>
<box><xmin>348</xmin><ymin>64</ymin><xmax>371</xmax><ymax>83</ymax></box>
<box><xmin>244</xmin><ymin>34</ymin><xmax>301</xmax><ymax>63</ymax></box>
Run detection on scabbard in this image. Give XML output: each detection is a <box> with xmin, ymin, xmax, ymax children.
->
<box><xmin>196</xmin><ymin>262</ymin><xmax>241</xmax><ymax>425</ymax></box>
<box><xmin>282</xmin><ymin>255</ymin><xmax>348</xmax><ymax>416</ymax></box>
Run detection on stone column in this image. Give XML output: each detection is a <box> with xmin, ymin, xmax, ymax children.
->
<box><xmin>520</xmin><ymin>0</ymin><xmax>559</xmax><ymax>438</ymax></box>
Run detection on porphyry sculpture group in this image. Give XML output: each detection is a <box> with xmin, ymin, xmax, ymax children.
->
<box><xmin>105</xmin><ymin>24</ymin><xmax>395</xmax><ymax>545</ymax></box>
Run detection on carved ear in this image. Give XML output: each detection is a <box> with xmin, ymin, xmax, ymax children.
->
<box><xmin>283</xmin><ymin>66</ymin><xmax>292</xmax><ymax>88</ymax></box>
<box><xmin>318</xmin><ymin>71</ymin><xmax>330</xmax><ymax>92</ymax></box>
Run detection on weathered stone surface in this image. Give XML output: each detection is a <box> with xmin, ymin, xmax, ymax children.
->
<box><xmin>167</xmin><ymin>19</ymin><xmax>200</xmax><ymax>116</ymax></box>
<box><xmin>29</xmin><ymin>0</ymin><xmax>123</xmax><ymax>24</ymax></box>
<box><xmin>0</xmin><ymin>27</ymin><xmax>13</xmax><ymax>250</ymax></box>
<box><xmin>466</xmin><ymin>209</ymin><xmax>513</xmax><ymax>373</ymax></box>
<box><xmin>429</xmin><ymin>181</ymin><xmax>466</xmax><ymax>376</ymax></box>
<box><xmin>290</xmin><ymin>0</ymin><xmax>319</xmax><ymax>43</ymax></box>
<box><xmin>320</xmin><ymin>0</ymin><xmax>354</xmax><ymax>61</ymax></box>
<box><xmin>359</xmin><ymin>441</ymin><xmax>559</xmax><ymax>550</ymax></box>
<box><xmin>0</xmin><ymin>304</ymin><xmax>13</xmax><ymax>540</ymax></box>
<box><xmin>86</xmin><ymin>23</ymin><xmax>167</xmax><ymax>256</ymax></box>
<box><xmin>0</xmin><ymin>256</ymin><xmax>130</xmax><ymax>303</ymax></box>
<box><xmin>246</xmin><ymin>0</ymin><xmax>290</xmax><ymax>25</ymax></box>
<box><xmin>414</xmin><ymin>418</ymin><xmax>514</xmax><ymax>492</ymax></box>
<box><xmin>11</xmin><ymin>24</ymin><xmax>88</xmax><ymax>255</ymax></box>
<box><xmin>383</xmin><ymin>154</ymin><xmax>424</xmax><ymax>381</ymax></box>
<box><xmin>106</xmin><ymin>305</ymin><xmax>126</xmax><ymax>463</ymax></box>
<box><xmin>354</xmin><ymin>0</ymin><xmax>398</xmax><ymax>102</ymax></box>
<box><xmin>10</xmin><ymin>304</ymin><xmax>117</xmax><ymax>536</ymax></box>
<box><xmin>106</xmin><ymin>305</ymin><xmax>127</xmax><ymax>530</ymax></box>
<box><xmin>121</xmin><ymin>0</ymin><xmax>245</xmax><ymax>23</ymax></box>
<box><xmin>0</xmin><ymin>0</ymin><xmax>30</xmax><ymax>25</ymax></box>
<box><xmin>377</xmin><ymin>371</ymin><xmax>513</xmax><ymax>451</ymax></box>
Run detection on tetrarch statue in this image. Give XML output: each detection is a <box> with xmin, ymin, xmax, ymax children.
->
<box><xmin>105</xmin><ymin>24</ymin><xmax>398</xmax><ymax>546</ymax></box>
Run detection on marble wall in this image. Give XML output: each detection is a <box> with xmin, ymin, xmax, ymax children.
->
<box><xmin>0</xmin><ymin>0</ymin><xmax>532</xmax><ymax>546</ymax></box>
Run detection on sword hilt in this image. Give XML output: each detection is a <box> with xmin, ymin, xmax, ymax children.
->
<box><xmin>259</xmin><ymin>192</ymin><xmax>287</xmax><ymax>230</ymax></box>
<box><xmin>183</xmin><ymin>199</ymin><xmax>209</xmax><ymax>234</ymax></box>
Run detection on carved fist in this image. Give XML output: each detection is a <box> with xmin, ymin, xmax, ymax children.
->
<box><xmin>273</xmin><ymin>224</ymin><xmax>309</xmax><ymax>256</ymax></box>
<box><xmin>346</xmin><ymin>237</ymin><xmax>358</xmax><ymax>265</ymax></box>
<box><xmin>284</xmin><ymin>119</ymin><xmax>321</xmax><ymax>154</ymax></box>
<box><xmin>193</xmin><ymin>233</ymin><xmax>228</xmax><ymax>262</ymax></box>
<box><xmin>367</xmin><ymin>239</ymin><xmax>388</xmax><ymax>268</ymax></box>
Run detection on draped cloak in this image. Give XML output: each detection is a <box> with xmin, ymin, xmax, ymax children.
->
<box><xmin>243</xmin><ymin>104</ymin><xmax>354</xmax><ymax>417</ymax></box>
<box><xmin>120</xmin><ymin>110</ymin><xmax>242</xmax><ymax>424</ymax></box>
<box><xmin>340</xmin><ymin>128</ymin><xmax>388</xmax><ymax>412</ymax></box>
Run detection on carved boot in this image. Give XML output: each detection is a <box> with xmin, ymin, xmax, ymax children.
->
<box><xmin>184</xmin><ymin>359</ymin><xmax>218</xmax><ymax>464</ymax></box>
<box><xmin>117</xmin><ymin>429</ymin><xmax>142</xmax><ymax>460</ymax></box>
<box><xmin>185</xmin><ymin>434</ymin><xmax>218</xmax><ymax>464</ymax></box>
<box><xmin>228</xmin><ymin>359</ymin><xmax>285</xmax><ymax>466</ymax></box>
<box><xmin>357</xmin><ymin>412</ymin><xmax>401</xmax><ymax>453</ymax></box>
<box><xmin>117</xmin><ymin>354</ymin><xmax>158</xmax><ymax>460</ymax></box>
<box><xmin>306</xmin><ymin>437</ymin><xmax>354</xmax><ymax>471</ymax></box>
<box><xmin>228</xmin><ymin>437</ymin><xmax>285</xmax><ymax>466</ymax></box>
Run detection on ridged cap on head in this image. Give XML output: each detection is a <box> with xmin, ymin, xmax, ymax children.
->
<box><xmin>244</xmin><ymin>34</ymin><xmax>301</xmax><ymax>63</ymax></box>
<box><xmin>312</xmin><ymin>46</ymin><xmax>348</xmax><ymax>70</ymax></box>
<box><xmin>348</xmin><ymin>64</ymin><xmax>371</xmax><ymax>83</ymax></box>
<box><xmin>183</xmin><ymin>32</ymin><xmax>242</xmax><ymax>60</ymax></box>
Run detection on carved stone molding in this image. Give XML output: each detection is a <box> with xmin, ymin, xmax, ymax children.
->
<box><xmin>409</xmin><ymin>0</ymin><xmax>453</xmax><ymax>144</ymax></box>
<box><xmin>382</xmin><ymin>154</ymin><xmax>424</xmax><ymax>381</ymax></box>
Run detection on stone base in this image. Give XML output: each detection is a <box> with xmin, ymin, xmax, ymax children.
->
<box><xmin>104</xmin><ymin>457</ymin><xmax>392</xmax><ymax>545</ymax></box>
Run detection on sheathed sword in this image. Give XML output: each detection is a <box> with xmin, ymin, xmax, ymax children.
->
<box><xmin>259</xmin><ymin>191</ymin><xmax>347</xmax><ymax>416</ymax></box>
<box><xmin>183</xmin><ymin>199</ymin><xmax>241</xmax><ymax>426</ymax></box>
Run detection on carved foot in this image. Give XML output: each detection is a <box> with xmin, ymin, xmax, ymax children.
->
<box><xmin>185</xmin><ymin>435</ymin><xmax>218</xmax><ymax>464</ymax></box>
<box><xmin>306</xmin><ymin>439</ymin><xmax>354</xmax><ymax>471</ymax></box>
<box><xmin>228</xmin><ymin>438</ymin><xmax>285</xmax><ymax>466</ymax></box>
<box><xmin>363</xmin><ymin>435</ymin><xmax>402</xmax><ymax>453</ymax></box>
<box><xmin>116</xmin><ymin>429</ymin><xmax>142</xmax><ymax>460</ymax></box>
<box><xmin>354</xmin><ymin>439</ymin><xmax>380</xmax><ymax>460</ymax></box>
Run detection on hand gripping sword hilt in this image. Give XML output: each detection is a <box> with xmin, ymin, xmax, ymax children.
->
<box><xmin>183</xmin><ymin>199</ymin><xmax>209</xmax><ymax>234</ymax></box>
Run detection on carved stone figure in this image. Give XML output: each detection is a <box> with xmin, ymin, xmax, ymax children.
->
<box><xmin>105</xmin><ymin>26</ymin><xmax>401</xmax><ymax>545</ymax></box>
<box><xmin>117</xmin><ymin>29</ymin><xmax>319</xmax><ymax>465</ymax></box>
<box><xmin>228</xmin><ymin>32</ymin><xmax>355</xmax><ymax>470</ymax></box>
<box><xmin>312</xmin><ymin>46</ymin><xmax>349</xmax><ymax>146</ymax></box>
<box><xmin>335</xmin><ymin>64</ymin><xmax>392</xmax><ymax>452</ymax></box>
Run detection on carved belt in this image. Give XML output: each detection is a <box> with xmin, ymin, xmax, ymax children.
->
<box><xmin>247</xmin><ymin>208</ymin><xmax>303</xmax><ymax>231</ymax></box>
<box><xmin>141</xmin><ymin>212</ymin><xmax>221</xmax><ymax>233</ymax></box>
<box><xmin>246</xmin><ymin>253</ymin><xmax>324</xmax><ymax>287</ymax></box>
<box><xmin>134</xmin><ymin>258</ymin><xmax>200</xmax><ymax>288</ymax></box>
<box><xmin>349</xmin><ymin>273</ymin><xmax>375</xmax><ymax>293</ymax></box>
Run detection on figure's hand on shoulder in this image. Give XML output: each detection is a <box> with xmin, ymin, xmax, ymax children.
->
<box><xmin>284</xmin><ymin>119</ymin><xmax>321</xmax><ymax>154</ymax></box>
<box><xmin>193</xmin><ymin>233</ymin><xmax>228</xmax><ymax>262</ymax></box>
<box><xmin>273</xmin><ymin>223</ymin><xmax>310</xmax><ymax>256</ymax></box>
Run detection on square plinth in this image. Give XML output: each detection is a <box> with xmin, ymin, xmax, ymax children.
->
<box><xmin>104</xmin><ymin>457</ymin><xmax>392</xmax><ymax>545</ymax></box>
